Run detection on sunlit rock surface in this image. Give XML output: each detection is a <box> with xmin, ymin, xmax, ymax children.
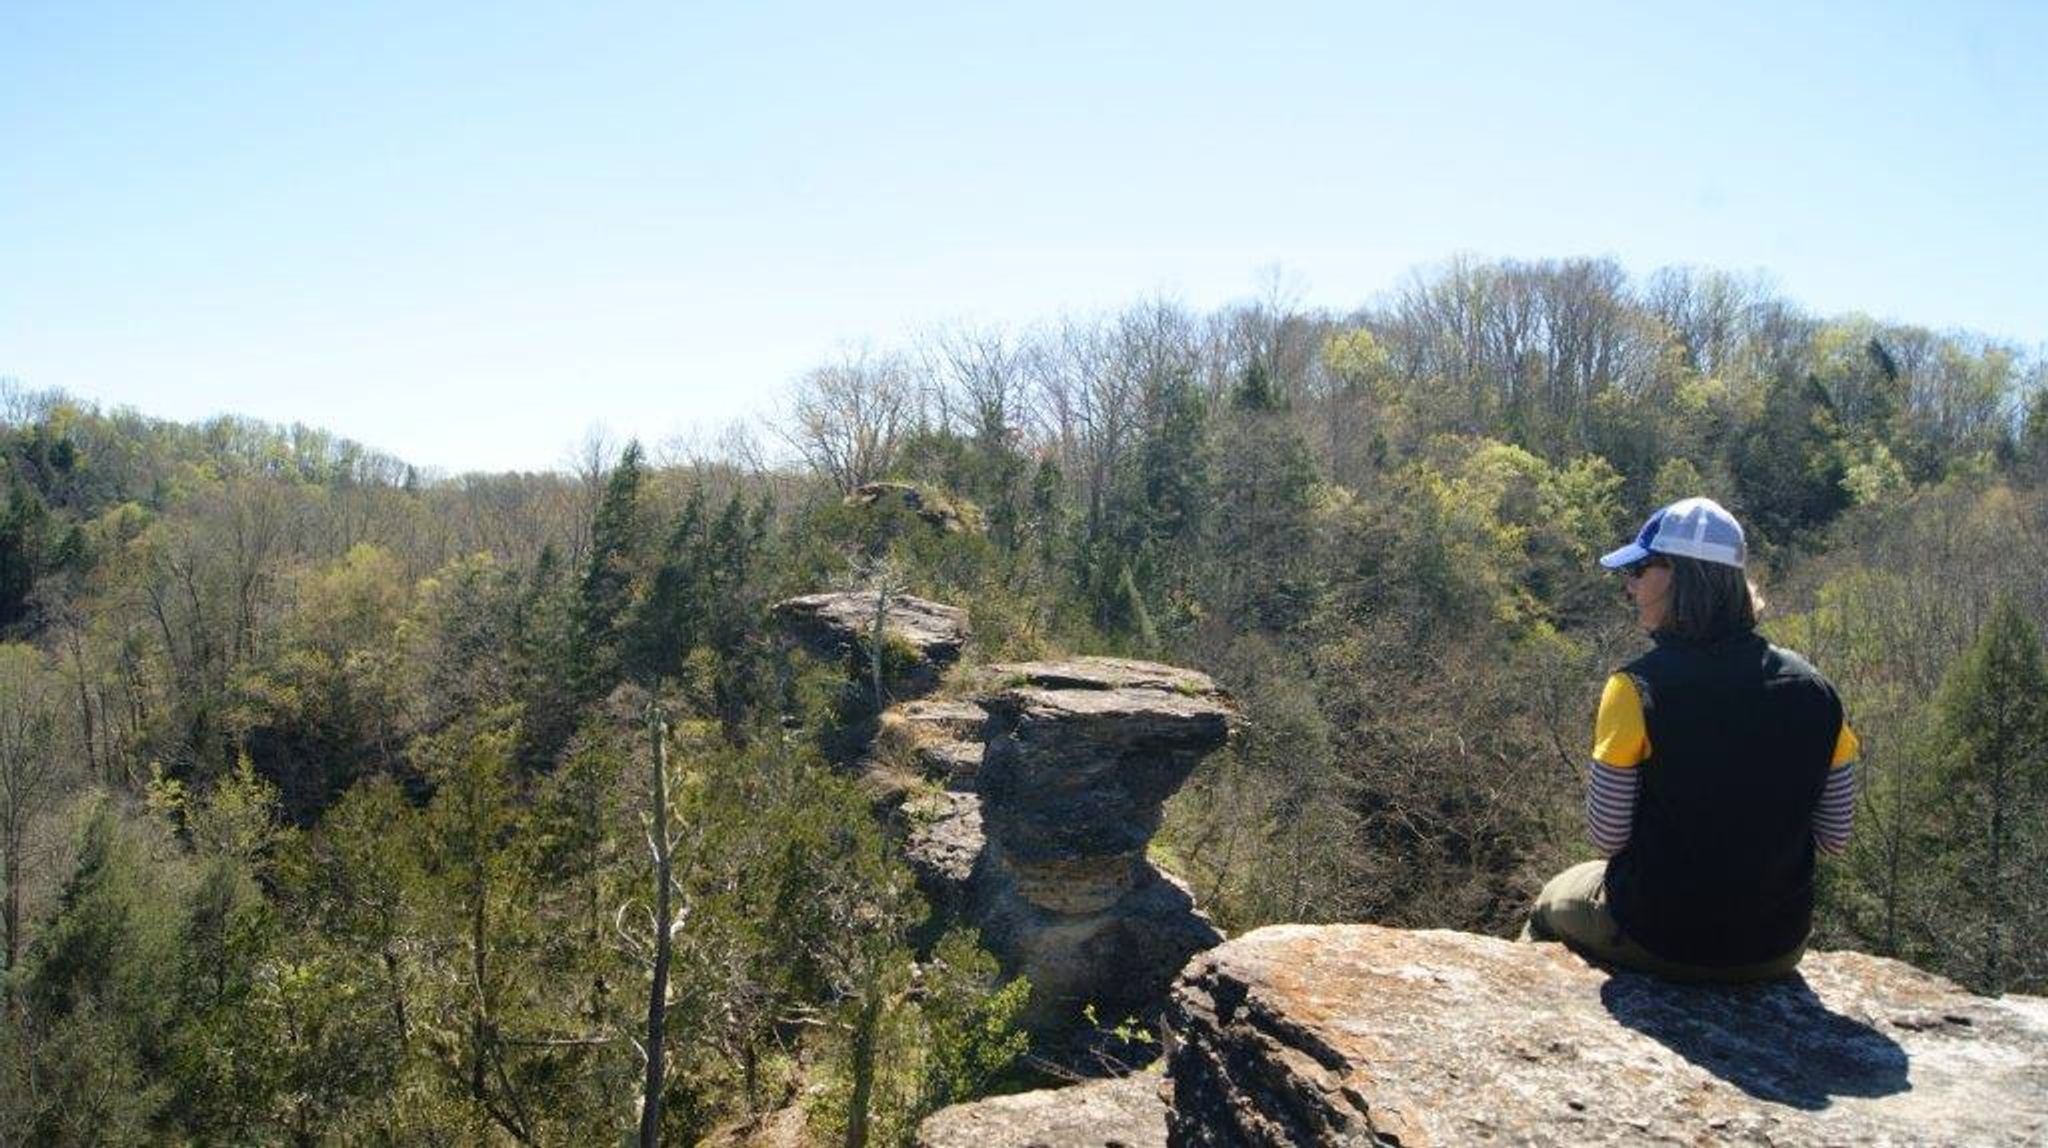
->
<box><xmin>1164</xmin><ymin>924</ymin><xmax>2048</xmax><ymax>1147</ymax></box>
<box><xmin>916</xmin><ymin>1073</ymin><xmax>1167</xmax><ymax>1148</ymax></box>
<box><xmin>845</xmin><ymin>481</ymin><xmax>978</xmax><ymax>534</ymax></box>
<box><xmin>771</xmin><ymin>591</ymin><xmax>971</xmax><ymax>699</ymax></box>
<box><xmin>924</xmin><ymin>923</ymin><xmax>2048</xmax><ymax>1146</ymax></box>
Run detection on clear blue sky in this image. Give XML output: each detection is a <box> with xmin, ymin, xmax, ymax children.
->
<box><xmin>4</xmin><ymin>1</ymin><xmax>2043</xmax><ymax>474</ymax></box>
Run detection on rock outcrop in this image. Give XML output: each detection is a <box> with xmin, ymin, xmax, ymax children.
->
<box><xmin>899</xmin><ymin>789</ymin><xmax>983</xmax><ymax>921</ymax></box>
<box><xmin>972</xmin><ymin>657</ymin><xmax>1236</xmax><ymax>1033</ymax></box>
<box><xmin>915</xmin><ymin>1073</ymin><xmax>1168</xmax><ymax>1148</ymax></box>
<box><xmin>845</xmin><ymin>481</ymin><xmax>979</xmax><ymax>534</ymax></box>
<box><xmin>877</xmin><ymin>698</ymin><xmax>988</xmax><ymax>790</ymax></box>
<box><xmin>926</xmin><ymin>922</ymin><xmax>2048</xmax><ymax>1146</ymax></box>
<box><xmin>772</xmin><ymin>594</ymin><xmax>1239</xmax><ymax>1044</ymax></box>
<box><xmin>772</xmin><ymin>591</ymin><xmax>971</xmax><ymax>700</ymax></box>
<box><xmin>1166</xmin><ymin>924</ymin><xmax>2048</xmax><ymax>1145</ymax></box>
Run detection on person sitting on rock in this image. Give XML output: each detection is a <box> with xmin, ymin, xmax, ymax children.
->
<box><xmin>1521</xmin><ymin>496</ymin><xmax>1858</xmax><ymax>981</ymax></box>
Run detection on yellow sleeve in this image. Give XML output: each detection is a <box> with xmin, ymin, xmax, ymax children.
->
<box><xmin>1831</xmin><ymin>720</ymin><xmax>1860</xmax><ymax>769</ymax></box>
<box><xmin>1593</xmin><ymin>673</ymin><xmax>1650</xmax><ymax>768</ymax></box>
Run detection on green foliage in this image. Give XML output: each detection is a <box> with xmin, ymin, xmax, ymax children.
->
<box><xmin>914</xmin><ymin>930</ymin><xmax>1030</xmax><ymax>1116</ymax></box>
<box><xmin>809</xmin><ymin>923</ymin><xmax>1027</xmax><ymax>1148</ymax></box>
<box><xmin>19</xmin><ymin>798</ymin><xmax>188</xmax><ymax>1143</ymax></box>
<box><xmin>627</xmin><ymin>483</ymin><xmax>709</xmax><ymax>684</ymax></box>
<box><xmin>1205</xmin><ymin>388</ymin><xmax>1318</xmax><ymax>633</ymax></box>
<box><xmin>3</xmin><ymin>267</ymin><xmax>2045</xmax><ymax>1136</ymax></box>
<box><xmin>576</xmin><ymin>439</ymin><xmax>648</xmax><ymax>697</ymax></box>
<box><xmin>1785</xmin><ymin>482</ymin><xmax>2048</xmax><ymax>994</ymax></box>
<box><xmin>0</xmin><ymin>472</ymin><xmax>50</xmax><ymax>631</ymax></box>
<box><xmin>1918</xmin><ymin>597</ymin><xmax>2048</xmax><ymax>994</ymax></box>
<box><xmin>1732</xmin><ymin>373</ymin><xmax>1850</xmax><ymax>552</ymax></box>
<box><xmin>514</xmin><ymin>542</ymin><xmax>585</xmax><ymax>769</ymax></box>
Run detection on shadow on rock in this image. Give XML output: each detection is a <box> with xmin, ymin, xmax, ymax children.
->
<box><xmin>1600</xmin><ymin>972</ymin><xmax>1910</xmax><ymax>1110</ymax></box>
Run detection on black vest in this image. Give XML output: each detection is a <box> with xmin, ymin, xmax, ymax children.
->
<box><xmin>1604</xmin><ymin>631</ymin><xmax>1843</xmax><ymax>966</ymax></box>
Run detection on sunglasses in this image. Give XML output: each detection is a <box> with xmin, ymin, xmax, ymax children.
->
<box><xmin>1621</xmin><ymin>557</ymin><xmax>1668</xmax><ymax>579</ymax></box>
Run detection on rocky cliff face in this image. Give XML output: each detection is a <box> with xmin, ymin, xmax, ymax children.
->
<box><xmin>971</xmin><ymin>657</ymin><xmax>1236</xmax><ymax>1033</ymax></box>
<box><xmin>877</xmin><ymin>699</ymin><xmax>987</xmax><ymax>789</ymax></box>
<box><xmin>922</xmin><ymin>923</ymin><xmax>2048</xmax><ymax>1147</ymax></box>
<box><xmin>771</xmin><ymin>595</ymin><xmax>1238</xmax><ymax>1039</ymax></box>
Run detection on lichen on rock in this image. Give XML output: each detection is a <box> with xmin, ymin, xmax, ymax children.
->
<box><xmin>1163</xmin><ymin>924</ymin><xmax>2048</xmax><ymax>1147</ymax></box>
<box><xmin>924</xmin><ymin>922</ymin><xmax>2048</xmax><ymax>1146</ymax></box>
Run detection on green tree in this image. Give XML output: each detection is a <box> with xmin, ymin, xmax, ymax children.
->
<box><xmin>0</xmin><ymin>474</ymin><xmax>50</xmax><ymax>632</ymax></box>
<box><xmin>1922</xmin><ymin>596</ymin><xmax>2048</xmax><ymax>994</ymax></box>
<box><xmin>413</xmin><ymin>713</ymin><xmax>562</xmax><ymax>1143</ymax></box>
<box><xmin>1732</xmin><ymin>373</ymin><xmax>1849</xmax><ymax>551</ymax></box>
<box><xmin>513</xmin><ymin>544</ymin><xmax>583</xmax><ymax>770</ymax></box>
<box><xmin>1206</xmin><ymin>365</ymin><xmax>1319</xmax><ymax>633</ymax></box>
<box><xmin>156</xmin><ymin>759</ymin><xmax>290</xmax><ymax>1141</ymax></box>
<box><xmin>273</xmin><ymin>774</ymin><xmax>425</xmax><ymax>1138</ymax></box>
<box><xmin>575</xmin><ymin>441</ymin><xmax>648</xmax><ymax>700</ymax></box>
<box><xmin>704</xmin><ymin>492</ymin><xmax>774</xmax><ymax>730</ymax></box>
<box><xmin>19</xmin><ymin>799</ymin><xmax>188</xmax><ymax>1145</ymax></box>
<box><xmin>626</xmin><ymin>485</ymin><xmax>708</xmax><ymax>685</ymax></box>
<box><xmin>1</xmin><ymin>643</ymin><xmax>70</xmax><ymax>976</ymax></box>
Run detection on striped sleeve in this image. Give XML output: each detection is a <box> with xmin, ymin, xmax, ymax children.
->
<box><xmin>1587</xmin><ymin>760</ymin><xmax>1639</xmax><ymax>855</ymax></box>
<box><xmin>1814</xmin><ymin>759</ymin><xmax>1857</xmax><ymax>855</ymax></box>
<box><xmin>1587</xmin><ymin>674</ymin><xmax>1646</xmax><ymax>855</ymax></box>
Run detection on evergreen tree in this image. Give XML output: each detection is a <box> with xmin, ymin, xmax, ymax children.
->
<box><xmin>575</xmin><ymin>441</ymin><xmax>647</xmax><ymax>698</ymax></box>
<box><xmin>1026</xmin><ymin>457</ymin><xmax>1067</xmax><ymax>577</ymax></box>
<box><xmin>0</xmin><ymin>474</ymin><xmax>49</xmax><ymax>632</ymax></box>
<box><xmin>1233</xmin><ymin>360</ymin><xmax>1285</xmax><ymax>413</ymax></box>
<box><xmin>1922</xmin><ymin>596</ymin><xmax>2048</xmax><ymax>994</ymax></box>
<box><xmin>705</xmin><ymin>492</ymin><xmax>770</xmax><ymax>729</ymax></box>
<box><xmin>626</xmin><ymin>485</ymin><xmax>708</xmax><ymax>685</ymax></box>
<box><xmin>20</xmin><ymin>800</ymin><xmax>186</xmax><ymax>1144</ymax></box>
<box><xmin>1137</xmin><ymin>370</ymin><xmax>1210</xmax><ymax>581</ymax></box>
<box><xmin>1732</xmin><ymin>373</ymin><xmax>1849</xmax><ymax>550</ymax></box>
<box><xmin>1209</xmin><ymin>365</ymin><xmax>1320</xmax><ymax>632</ymax></box>
<box><xmin>514</xmin><ymin>544</ymin><xmax>583</xmax><ymax>770</ymax></box>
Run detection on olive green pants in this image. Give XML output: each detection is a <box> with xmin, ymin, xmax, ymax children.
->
<box><xmin>1518</xmin><ymin>860</ymin><xmax>1804</xmax><ymax>983</ymax></box>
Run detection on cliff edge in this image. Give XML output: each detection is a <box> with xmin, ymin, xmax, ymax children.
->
<box><xmin>923</xmin><ymin>923</ymin><xmax>2048</xmax><ymax>1147</ymax></box>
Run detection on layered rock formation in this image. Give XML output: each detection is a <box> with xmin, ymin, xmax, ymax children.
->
<box><xmin>771</xmin><ymin>592</ymin><xmax>1238</xmax><ymax>1042</ymax></box>
<box><xmin>877</xmin><ymin>698</ymin><xmax>988</xmax><ymax>790</ymax></box>
<box><xmin>771</xmin><ymin>590</ymin><xmax>971</xmax><ymax>700</ymax></box>
<box><xmin>925</xmin><ymin>923</ymin><xmax>2048</xmax><ymax>1146</ymax></box>
<box><xmin>972</xmin><ymin>657</ymin><xmax>1236</xmax><ymax>1032</ymax></box>
<box><xmin>899</xmin><ymin>789</ymin><xmax>983</xmax><ymax>921</ymax></box>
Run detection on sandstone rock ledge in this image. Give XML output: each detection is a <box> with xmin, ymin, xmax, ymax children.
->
<box><xmin>879</xmin><ymin>699</ymin><xmax>988</xmax><ymax>789</ymax></box>
<box><xmin>916</xmin><ymin>1073</ymin><xmax>1168</xmax><ymax>1148</ymax></box>
<box><xmin>772</xmin><ymin>591</ymin><xmax>971</xmax><ymax>698</ymax></box>
<box><xmin>1165</xmin><ymin>924</ymin><xmax>2048</xmax><ymax>1147</ymax></box>
<box><xmin>921</xmin><ymin>923</ymin><xmax>2048</xmax><ymax>1146</ymax></box>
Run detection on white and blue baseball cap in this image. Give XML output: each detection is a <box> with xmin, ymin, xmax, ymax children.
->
<box><xmin>1599</xmin><ymin>497</ymin><xmax>1747</xmax><ymax>570</ymax></box>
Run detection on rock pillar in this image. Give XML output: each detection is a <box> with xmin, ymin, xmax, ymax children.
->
<box><xmin>972</xmin><ymin>657</ymin><xmax>1236</xmax><ymax>1033</ymax></box>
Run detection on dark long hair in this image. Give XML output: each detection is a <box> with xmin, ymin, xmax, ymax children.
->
<box><xmin>1658</xmin><ymin>555</ymin><xmax>1763</xmax><ymax>642</ymax></box>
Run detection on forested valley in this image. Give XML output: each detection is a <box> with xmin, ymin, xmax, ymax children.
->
<box><xmin>2</xmin><ymin>257</ymin><xmax>2045</xmax><ymax>1145</ymax></box>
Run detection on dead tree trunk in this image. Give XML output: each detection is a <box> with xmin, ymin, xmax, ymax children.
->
<box><xmin>638</xmin><ymin>703</ymin><xmax>673</xmax><ymax>1148</ymax></box>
